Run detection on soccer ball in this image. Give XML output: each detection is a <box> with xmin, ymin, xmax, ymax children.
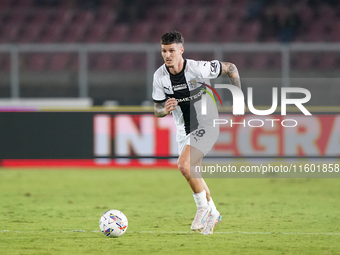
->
<box><xmin>99</xmin><ymin>210</ymin><xmax>128</xmax><ymax>237</ymax></box>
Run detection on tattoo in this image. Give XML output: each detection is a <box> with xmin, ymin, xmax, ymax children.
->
<box><xmin>154</xmin><ymin>102</ymin><xmax>168</xmax><ymax>117</ymax></box>
<box><xmin>221</xmin><ymin>62</ymin><xmax>241</xmax><ymax>89</ymax></box>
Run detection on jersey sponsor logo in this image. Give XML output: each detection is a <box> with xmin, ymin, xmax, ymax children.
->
<box><xmin>163</xmin><ymin>86</ymin><xmax>171</xmax><ymax>92</ymax></box>
<box><xmin>188</xmin><ymin>79</ymin><xmax>198</xmax><ymax>89</ymax></box>
<box><xmin>173</xmin><ymin>83</ymin><xmax>187</xmax><ymax>91</ymax></box>
<box><xmin>176</xmin><ymin>90</ymin><xmax>204</xmax><ymax>103</ymax></box>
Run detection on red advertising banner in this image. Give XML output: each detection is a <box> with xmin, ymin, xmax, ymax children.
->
<box><xmin>95</xmin><ymin>114</ymin><xmax>340</xmax><ymax>158</ymax></box>
<box><xmin>213</xmin><ymin>114</ymin><xmax>340</xmax><ymax>157</ymax></box>
<box><xmin>2</xmin><ymin>113</ymin><xmax>339</xmax><ymax>168</ymax></box>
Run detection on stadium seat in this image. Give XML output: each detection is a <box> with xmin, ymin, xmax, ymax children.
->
<box><xmin>27</xmin><ymin>53</ymin><xmax>47</xmax><ymax>71</ymax></box>
<box><xmin>106</xmin><ymin>24</ymin><xmax>129</xmax><ymax>42</ymax></box>
<box><xmin>205</xmin><ymin>7</ymin><xmax>229</xmax><ymax>24</ymax></box>
<box><xmin>144</xmin><ymin>6</ymin><xmax>162</xmax><ymax>23</ymax></box>
<box><xmin>226</xmin><ymin>54</ymin><xmax>248</xmax><ymax>69</ymax></box>
<box><xmin>164</xmin><ymin>7</ymin><xmax>184</xmax><ymax>23</ymax></box>
<box><xmin>40</xmin><ymin>23</ymin><xmax>64</xmax><ymax>43</ymax></box>
<box><xmin>330</xmin><ymin>32</ymin><xmax>340</xmax><ymax>42</ymax></box>
<box><xmin>216</xmin><ymin>20</ymin><xmax>239</xmax><ymax>42</ymax></box>
<box><xmin>128</xmin><ymin>22</ymin><xmax>153</xmax><ymax>43</ymax></box>
<box><xmin>101</xmin><ymin>0</ymin><xmax>120</xmax><ymax>8</ymax></box>
<box><xmin>49</xmin><ymin>53</ymin><xmax>70</xmax><ymax>71</ymax></box>
<box><xmin>317</xmin><ymin>53</ymin><xmax>338</xmax><ymax>70</ymax></box>
<box><xmin>116</xmin><ymin>53</ymin><xmax>147</xmax><ymax>71</ymax></box>
<box><xmin>176</xmin><ymin>22</ymin><xmax>196</xmax><ymax>42</ymax></box>
<box><xmin>18</xmin><ymin>24</ymin><xmax>43</xmax><ymax>43</ymax></box>
<box><xmin>195</xmin><ymin>22</ymin><xmax>217</xmax><ymax>42</ymax></box>
<box><xmin>135</xmin><ymin>54</ymin><xmax>147</xmax><ymax>71</ymax></box>
<box><xmin>116</xmin><ymin>53</ymin><xmax>136</xmax><ymax>71</ymax></box>
<box><xmin>329</xmin><ymin>21</ymin><xmax>340</xmax><ymax>42</ymax></box>
<box><xmin>229</xmin><ymin>6</ymin><xmax>246</xmax><ymax>20</ymax></box>
<box><xmin>29</xmin><ymin>10</ymin><xmax>51</xmax><ymax>25</ymax></box>
<box><xmin>293</xmin><ymin>53</ymin><xmax>315</xmax><ymax>70</ymax></box>
<box><xmin>250</xmin><ymin>53</ymin><xmax>270</xmax><ymax>70</ymax></box>
<box><xmin>0</xmin><ymin>23</ymin><xmax>21</xmax><ymax>43</ymax></box>
<box><xmin>212</xmin><ymin>0</ymin><xmax>232</xmax><ymax>8</ymax></box>
<box><xmin>69</xmin><ymin>54</ymin><xmax>80</xmax><ymax>71</ymax></box>
<box><xmin>0</xmin><ymin>55</ymin><xmax>5</xmax><ymax>70</ymax></box>
<box><xmin>318</xmin><ymin>4</ymin><xmax>336</xmax><ymax>26</ymax></box>
<box><xmin>0</xmin><ymin>0</ymin><xmax>12</xmax><ymax>8</ymax></box>
<box><xmin>171</xmin><ymin>0</ymin><xmax>188</xmax><ymax>7</ymax></box>
<box><xmin>7</xmin><ymin>9</ymin><xmax>28</xmax><ymax>25</ymax></box>
<box><xmin>62</xmin><ymin>24</ymin><xmax>86</xmax><ymax>42</ymax></box>
<box><xmin>52</xmin><ymin>9</ymin><xmax>74</xmax><ymax>26</ymax></box>
<box><xmin>93</xmin><ymin>53</ymin><xmax>114</xmax><ymax>71</ymax></box>
<box><xmin>264</xmin><ymin>36</ymin><xmax>278</xmax><ymax>43</ymax></box>
<box><xmin>183</xmin><ymin>7</ymin><xmax>207</xmax><ymax>25</ymax></box>
<box><xmin>84</xmin><ymin>23</ymin><xmax>108</xmax><ymax>43</ymax></box>
<box><xmin>239</xmin><ymin>21</ymin><xmax>261</xmax><ymax>42</ymax></box>
<box><xmin>0</xmin><ymin>54</ymin><xmax>10</xmax><ymax>71</ymax></box>
<box><xmin>72</xmin><ymin>10</ymin><xmax>95</xmax><ymax>26</ymax></box>
<box><xmin>0</xmin><ymin>11</ymin><xmax>5</xmax><ymax>24</ymax></box>
<box><xmin>297</xmin><ymin>4</ymin><xmax>314</xmax><ymax>24</ymax></box>
<box><xmin>271</xmin><ymin>55</ymin><xmax>282</xmax><ymax>69</ymax></box>
<box><xmin>275</xmin><ymin>3</ymin><xmax>288</xmax><ymax>21</ymax></box>
<box><xmin>14</xmin><ymin>0</ymin><xmax>33</xmax><ymax>7</ymax></box>
<box><xmin>150</xmin><ymin>22</ymin><xmax>175</xmax><ymax>42</ymax></box>
<box><xmin>305</xmin><ymin>20</ymin><xmax>328</xmax><ymax>42</ymax></box>
<box><xmin>95</xmin><ymin>8</ymin><xmax>116</xmax><ymax>25</ymax></box>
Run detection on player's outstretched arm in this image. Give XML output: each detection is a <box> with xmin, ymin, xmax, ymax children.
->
<box><xmin>154</xmin><ymin>98</ymin><xmax>178</xmax><ymax>118</ymax></box>
<box><xmin>221</xmin><ymin>62</ymin><xmax>245</xmax><ymax>114</ymax></box>
<box><xmin>154</xmin><ymin>102</ymin><xmax>168</xmax><ymax>117</ymax></box>
<box><xmin>221</xmin><ymin>62</ymin><xmax>241</xmax><ymax>89</ymax></box>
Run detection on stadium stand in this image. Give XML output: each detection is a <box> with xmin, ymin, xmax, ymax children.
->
<box><xmin>27</xmin><ymin>53</ymin><xmax>48</xmax><ymax>71</ymax></box>
<box><xmin>93</xmin><ymin>53</ymin><xmax>114</xmax><ymax>71</ymax></box>
<box><xmin>0</xmin><ymin>0</ymin><xmax>338</xmax><ymax>72</ymax></box>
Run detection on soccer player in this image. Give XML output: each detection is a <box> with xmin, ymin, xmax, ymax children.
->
<box><xmin>152</xmin><ymin>31</ymin><xmax>242</xmax><ymax>235</ymax></box>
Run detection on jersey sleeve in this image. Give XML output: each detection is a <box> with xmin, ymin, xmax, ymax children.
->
<box><xmin>152</xmin><ymin>73</ymin><xmax>166</xmax><ymax>103</ymax></box>
<box><xmin>197</xmin><ymin>60</ymin><xmax>222</xmax><ymax>79</ymax></box>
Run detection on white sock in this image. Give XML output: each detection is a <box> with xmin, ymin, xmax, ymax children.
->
<box><xmin>193</xmin><ymin>190</ymin><xmax>208</xmax><ymax>209</ymax></box>
<box><xmin>208</xmin><ymin>197</ymin><xmax>217</xmax><ymax>214</ymax></box>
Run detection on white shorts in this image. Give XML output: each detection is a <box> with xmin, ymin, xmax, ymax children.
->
<box><xmin>177</xmin><ymin>126</ymin><xmax>219</xmax><ymax>156</ymax></box>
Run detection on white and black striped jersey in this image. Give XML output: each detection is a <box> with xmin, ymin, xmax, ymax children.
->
<box><xmin>152</xmin><ymin>59</ymin><xmax>222</xmax><ymax>136</ymax></box>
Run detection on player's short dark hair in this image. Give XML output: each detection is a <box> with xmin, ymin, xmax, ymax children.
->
<box><xmin>161</xmin><ymin>31</ymin><xmax>184</xmax><ymax>45</ymax></box>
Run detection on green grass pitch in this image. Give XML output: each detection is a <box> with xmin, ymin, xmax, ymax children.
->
<box><xmin>0</xmin><ymin>169</ymin><xmax>339</xmax><ymax>255</ymax></box>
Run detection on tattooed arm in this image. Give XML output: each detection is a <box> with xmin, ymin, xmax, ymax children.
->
<box><xmin>154</xmin><ymin>102</ymin><xmax>168</xmax><ymax>117</ymax></box>
<box><xmin>221</xmin><ymin>62</ymin><xmax>241</xmax><ymax>89</ymax></box>
<box><xmin>221</xmin><ymin>62</ymin><xmax>244</xmax><ymax>115</ymax></box>
<box><xmin>154</xmin><ymin>98</ymin><xmax>178</xmax><ymax>118</ymax></box>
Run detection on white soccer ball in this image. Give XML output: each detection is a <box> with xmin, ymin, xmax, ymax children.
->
<box><xmin>99</xmin><ymin>210</ymin><xmax>128</xmax><ymax>237</ymax></box>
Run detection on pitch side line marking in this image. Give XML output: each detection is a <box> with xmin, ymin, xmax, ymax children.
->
<box><xmin>131</xmin><ymin>231</ymin><xmax>340</xmax><ymax>235</ymax></box>
<box><xmin>1</xmin><ymin>230</ymin><xmax>340</xmax><ymax>235</ymax></box>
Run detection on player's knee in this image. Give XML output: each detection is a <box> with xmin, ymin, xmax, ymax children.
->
<box><xmin>177</xmin><ymin>159</ymin><xmax>190</xmax><ymax>179</ymax></box>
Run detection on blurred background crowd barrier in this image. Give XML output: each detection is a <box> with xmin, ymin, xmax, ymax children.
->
<box><xmin>0</xmin><ymin>0</ymin><xmax>339</xmax><ymax>106</ymax></box>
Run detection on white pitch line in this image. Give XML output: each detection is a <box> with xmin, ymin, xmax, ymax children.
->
<box><xmin>131</xmin><ymin>231</ymin><xmax>340</xmax><ymax>235</ymax></box>
<box><xmin>1</xmin><ymin>230</ymin><xmax>340</xmax><ymax>235</ymax></box>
